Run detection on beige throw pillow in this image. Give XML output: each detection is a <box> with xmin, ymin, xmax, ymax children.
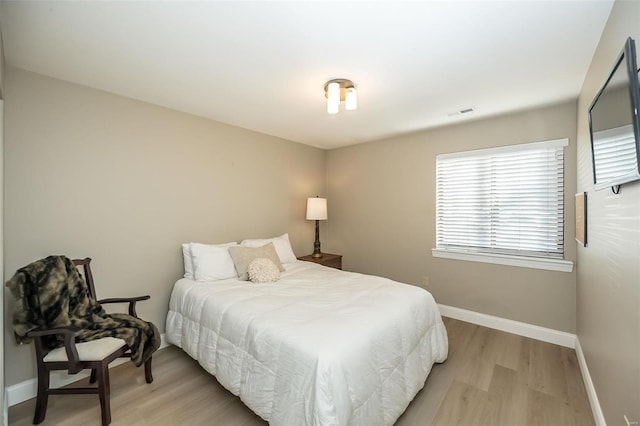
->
<box><xmin>228</xmin><ymin>243</ymin><xmax>285</xmax><ymax>281</ymax></box>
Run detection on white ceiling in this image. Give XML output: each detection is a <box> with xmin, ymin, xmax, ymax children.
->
<box><xmin>1</xmin><ymin>1</ymin><xmax>614</xmax><ymax>150</ymax></box>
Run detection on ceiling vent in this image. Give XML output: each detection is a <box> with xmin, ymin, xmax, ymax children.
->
<box><xmin>448</xmin><ymin>108</ymin><xmax>475</xmax><ymax>117</ymax></box>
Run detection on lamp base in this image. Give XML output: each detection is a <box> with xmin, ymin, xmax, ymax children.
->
<box><xmin>312</xmin><ymin>219</ymin><xmax>323</xmax><ymax>258</ymax></box>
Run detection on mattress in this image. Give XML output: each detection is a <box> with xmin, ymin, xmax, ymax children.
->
<box><xmin>165</xmin><ymin>260</ymin><xmax>448</xmax><ymax>425</ymax></box>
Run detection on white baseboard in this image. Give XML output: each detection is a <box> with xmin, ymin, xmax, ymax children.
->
<box><xmin>575</xmin><ymin>337</ymin><xmax>606</xmax><ymax>426</ymax></box>
<box><xmin>437</xmin><ymin>304</ymin><xmax>576</xmax><ymax>348</ymax></box>
<box><xmin>6</xmin><ymin>334</ymin><xmax>168</xmax><ymax>407</ymax></box>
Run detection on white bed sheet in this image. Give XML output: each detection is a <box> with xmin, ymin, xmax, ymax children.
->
<box><xmin>166</xmin><ymin>260</ymin><xmax>448</xmax><ymax>426</ymax></box>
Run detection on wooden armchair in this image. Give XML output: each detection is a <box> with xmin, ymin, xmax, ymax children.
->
<box><xmin>27</xmin><ymin>258</ymin><xmax>154</xmax><ymax>426</ymax></box>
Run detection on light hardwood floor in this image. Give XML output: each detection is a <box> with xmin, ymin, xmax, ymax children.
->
<box><xmin>9</xmin><ymin>317</ymin><xmax>595</xmax><ymax>426</ymax></box>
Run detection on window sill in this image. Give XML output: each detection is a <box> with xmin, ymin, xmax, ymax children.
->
<box><xmin>431</xmin><ymin>248</ymin><xmax>574</xmax><ymax>273</ymax></box>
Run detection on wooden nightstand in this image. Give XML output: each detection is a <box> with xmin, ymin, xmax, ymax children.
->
<box><xmin>297</xmin><ymin>253</ymin><xmax>342</xmax><ymax>270</ymax></box>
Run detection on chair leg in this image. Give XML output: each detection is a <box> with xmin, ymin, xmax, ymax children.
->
<box><xmin>33</xmin><ymin>365</ymin><xmax>50</xmax><ymax>424</ymax></box>
<box><xmin>89</xmin><ymin>368</ymin><xmax>98</xmax><ymax>384</ymax></box>
<box><xmin>96</xmin><ymin>363</ymin><xmax>112</xmax><ymax>426</ymax></box>
<box><xmin>144</xmin><ymin>356</ymin><xmax>153</xmax><ymax>383</ymax></box>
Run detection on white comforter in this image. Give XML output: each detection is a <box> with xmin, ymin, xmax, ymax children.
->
<box><xmin>166</xmin><ymin>261</ymin><xmax>448</xmax><ymax>426</ymax></box>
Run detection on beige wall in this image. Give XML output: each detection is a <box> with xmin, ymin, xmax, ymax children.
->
<box><xmin>0</xmin><ymin>98</ymin><xmax>5</xmax><ymax>424</ymax></box>
<box><xmin>0</xmin><ymin>18</ymin><xmax>4</xmax><ymax>99</ymax></box>
<box><xmin>326</xmin><ymin>101</ymin><xmax>578</xmax><ymax>332</ymax></box>
<box><xmin>1</xmin><ymin>9</ymin><xmax>6</xmax><ymax>423</ymax></box>
<box><xmin>576</xmin><ymin>1</ymin><xmax>640</xmax><ymax>423</ymax></box>
<box><xmin>3</xmin><ymin>67</ymin><xmax>326</xmax><ymax>386</ymax></box>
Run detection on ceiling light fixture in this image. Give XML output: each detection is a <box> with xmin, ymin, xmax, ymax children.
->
<box><xmin>324</xmin><ymin>79</ymin><xmax>357</xmax><ymax>114</ymax></box>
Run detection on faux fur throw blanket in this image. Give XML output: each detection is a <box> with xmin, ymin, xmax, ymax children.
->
<box><xmin>6</xmin><ymin>255</ymin><xmax>160</xmax><ymax>367</ymax></box>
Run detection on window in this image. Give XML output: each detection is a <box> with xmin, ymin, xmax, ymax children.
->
<box><xmin>432</xmin><ymin>138</ymin><xmax>573</xmax><ymax>272</ymax></box>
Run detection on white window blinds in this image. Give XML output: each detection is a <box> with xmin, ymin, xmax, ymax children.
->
<box><xmin>436</xmin><ymin>139</ymin><xmax>567</xmax><ymax>259</ymax></box>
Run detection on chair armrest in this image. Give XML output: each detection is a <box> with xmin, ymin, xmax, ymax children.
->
<box><xmin>98</xmin><ymin>295</ymin><xmax>150</xmax><ymax>304</ymax></box>
<box><xmin>98</xmin><ymin>295</ymin><xmax>151</xmax><ymax>317</ymax></box>
<box><xmin>27</xmin><ymin>325</ymin><xmax>81</xmax><ymax>338</ymax></box>
<box><xmin>27</xmin><ymin>326</ymin><xmax>83</xmax><ymax>374</ymax></box>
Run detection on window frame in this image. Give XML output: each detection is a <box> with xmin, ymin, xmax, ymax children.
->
<box><xmin>432</xmin><ymin>138</ymin><xmax>574</xmax><ymax>273</ymax></box>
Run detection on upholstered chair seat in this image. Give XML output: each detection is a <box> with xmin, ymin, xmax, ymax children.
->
<box><xmin>43</xmin><ymin>338</ymin><xmax>127</xmax><ymax>362</ymax></box>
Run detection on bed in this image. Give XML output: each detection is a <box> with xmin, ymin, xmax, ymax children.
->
<box><xmin>166</xmin><ymin>240</ymin><xmax>448</xmax><ymax>426</ymax></box>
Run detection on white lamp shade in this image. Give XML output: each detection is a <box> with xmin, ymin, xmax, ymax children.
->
<box><xmin>327</xmin><ymin>82</ymin><xmax>340</xmax><ymax>104</ymax></box>
<box><xmin>306</xmin><ymin>197</ymin><xmax>328</xmax><ymax>220</ymax></box>
<box><xmin>327</xmin><ymin>82</ymin><xmax>340</xmax><ymax>114</ymax></box>
<box><xmin>345</xmin><ymin>87</ymin><xmax>357</xmax><ymax>110</ymax></box>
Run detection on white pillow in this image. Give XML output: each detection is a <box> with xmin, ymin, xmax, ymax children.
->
<box><xmin>184</xmin><ymin>242</ymin><xmax>238</xmax><ymax>281</ymax></box>
<box><xmin>182</xmin><ymin>243</ymin><xmax>196</xmax><ymax>279</ymax></box>
<box><xmin>240</xmin><ymin>233</ymin><xmax>297</xmax><ymax>264</ymax></box>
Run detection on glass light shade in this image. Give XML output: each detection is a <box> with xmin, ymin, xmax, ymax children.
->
<box><xmin>327</xmin><ymin>82</ymin><xmax>340</xmax><ymax>104</ymax></box>
<box><xmin>306</xmin><ymin>197</ymin><xmax>328</xmax><ymax>220</ymax></box>
<box><xmin>345</xmin><ymin>87</ymin><xmax>357</xmax><ymax>110</ymax></box>
<box><xmin>327</xmin><ymin>82</ymin><xmax>340</xmax><ymax>114</ymax></box>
